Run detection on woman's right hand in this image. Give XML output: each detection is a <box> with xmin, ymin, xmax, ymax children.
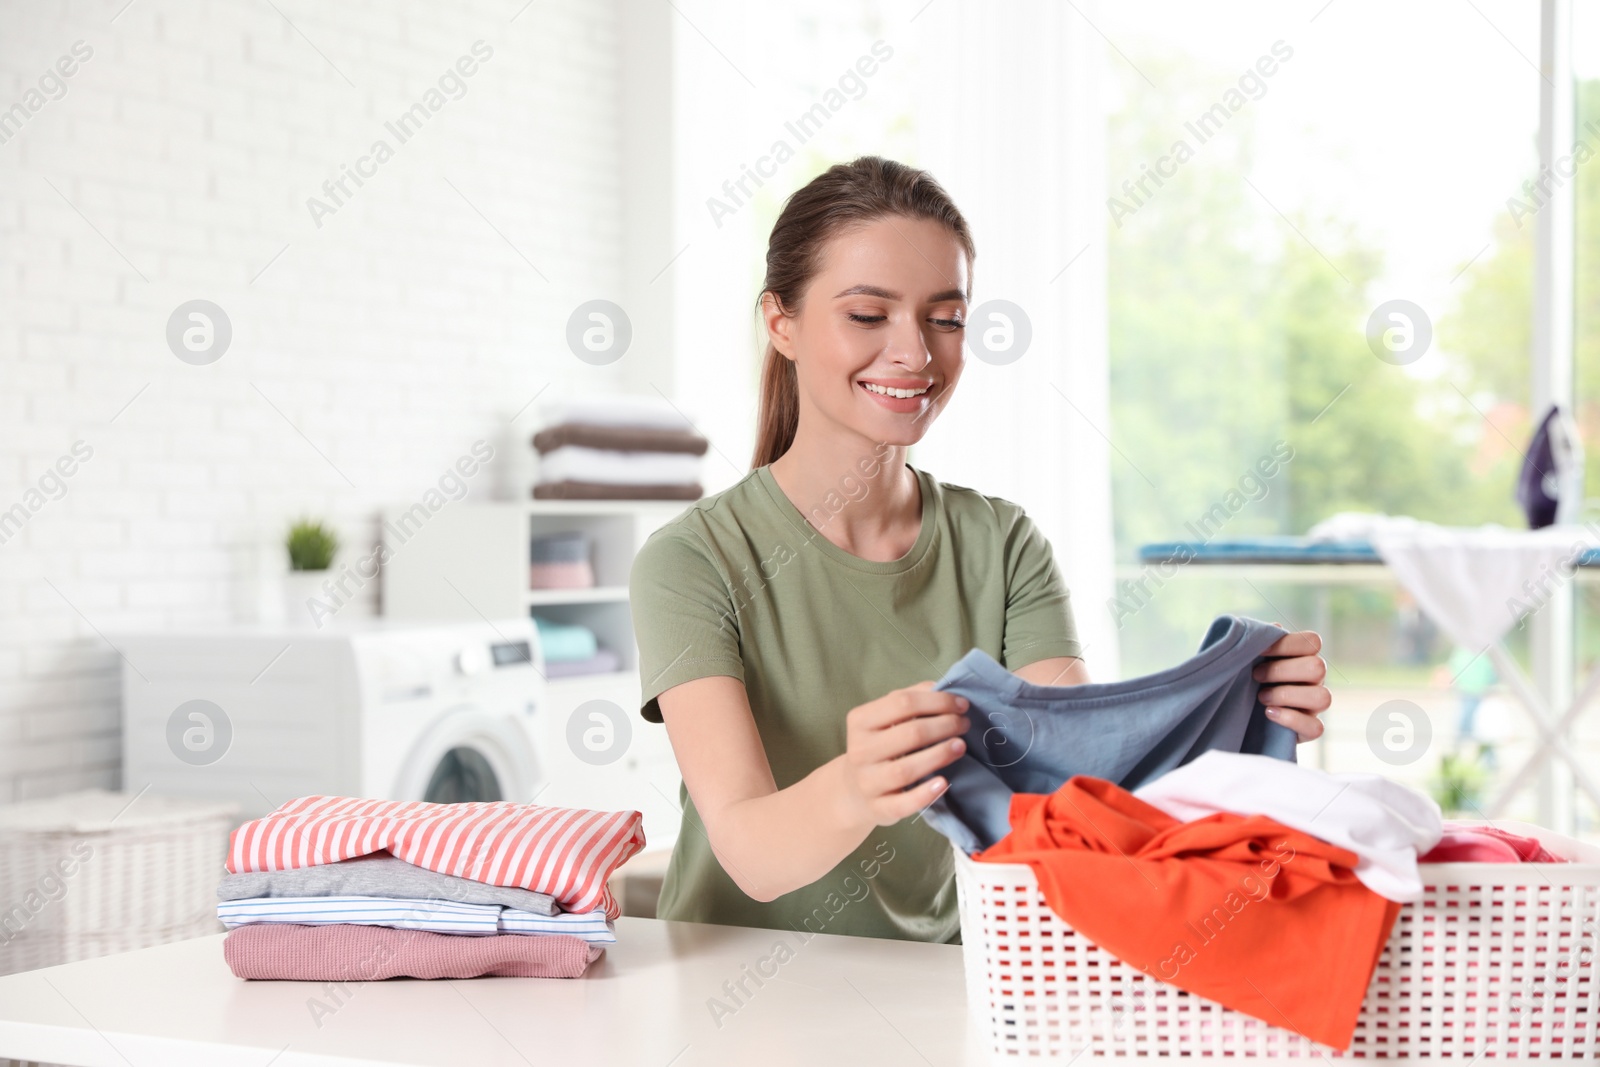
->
<box><xmin>840</xmin><ymin>682</ymin><xmax>971</xmax><ymax>827</ymax></box>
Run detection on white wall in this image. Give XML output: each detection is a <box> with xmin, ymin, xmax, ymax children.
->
<box><xmin>666</xmin><ymin>1</ymin><xmax>1120</xmax><ymax>671</ymax></box>
<box><xmin>0</xmin><ymin>0</ymin><xmax>631</xmax><ymax>801</ymax></box>
<box><xmin>906</xmin><ymin>0</ymin><xmax>1120</xmax><ymax>678</ymax></box>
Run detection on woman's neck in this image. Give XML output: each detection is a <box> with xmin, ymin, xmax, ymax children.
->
<box><xmin>767</xmin><ymin>424</ymin><xmax>920</xmax><ymax>562</ymax></box>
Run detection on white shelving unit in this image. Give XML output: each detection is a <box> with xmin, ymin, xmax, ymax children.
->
<box><xmin>382</xmin><ymin>499</ymin><xmax>685</xmax><ymax>670</ymax></box>
<box><xmin>380</xmin><ymin>499</ymin><xmax>691</xmax><ymax>855</ymax></box>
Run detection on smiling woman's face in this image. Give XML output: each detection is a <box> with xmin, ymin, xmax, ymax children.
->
<box><xmin>766</xmin><ymin>214</ymin><xmax>970</xmax><ymax>450</ymax></box>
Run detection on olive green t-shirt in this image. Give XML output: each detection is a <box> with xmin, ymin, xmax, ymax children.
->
<box><xmin>628</xmin><ymin>463</ymin><xmax>1083</xmax><ymax>943</ymax></box>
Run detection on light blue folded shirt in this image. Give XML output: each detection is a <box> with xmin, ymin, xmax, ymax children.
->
<box><xmin>217</xmin><ymin>896</ymin><xmax>617</xmax><ymax>943</ymax></box>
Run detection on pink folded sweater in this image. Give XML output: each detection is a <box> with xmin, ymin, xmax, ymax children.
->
<box><xmin>224</xmin><ymin>923</ymin><xmax>604</xmax><ymax>980</ymax></box>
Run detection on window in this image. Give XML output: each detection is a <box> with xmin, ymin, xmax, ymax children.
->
<box><xmin>1101</xmin><ymin>1</ymin><xmax>1562</xmax><ymax>824</ymax></box>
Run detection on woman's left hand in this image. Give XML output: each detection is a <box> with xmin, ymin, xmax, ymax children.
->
<box><xmin>1253</xmin><ymin>627</ymin><xmax>1330</xmax><ymax>742</ymax></box>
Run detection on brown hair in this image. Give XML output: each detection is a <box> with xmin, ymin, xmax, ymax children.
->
<box><xmin>751</xmin><ymin>156</ymin><xmax>975</xmax><ymax>469</ymax></box>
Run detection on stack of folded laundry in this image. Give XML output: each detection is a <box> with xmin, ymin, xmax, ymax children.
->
<box><xmin>533</xmin><ymin>615</ymin><xmax>619</xmax><ymax>679</ymax></box>
<box><xmin>217</xmin><ymin>795</ymin><xmax>643</xmax><ymax>981</ymax></box>
<box><xmin>530</xmin><ymin>531</ymin><xmax>596</xmax><ymax>590</ymax></box>
<box><xmin>533</xmin><ymin>395</ymin><xmax>708</xmax><ymax>500</ymax></box>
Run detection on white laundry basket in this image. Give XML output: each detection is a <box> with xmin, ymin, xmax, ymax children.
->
<box><xmin>0</xmin><ymin>790</ymin><xmax>238</xmax><ymax>976</ymax></box>
<box><xmin>953</xmin><ymin>822</ymin><xmax>1600</xmax><ymax>1061</ymax></box>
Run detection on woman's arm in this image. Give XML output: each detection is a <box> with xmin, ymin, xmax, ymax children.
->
<box><xmin>657</xmin><ymin>674</ymin><xmax>969</xmax><ymax>902</ymax></box>
<box><xmin>1013</xmin><ymin>656</ymin><xmax>1090</xmax><ymax>686</ymax></box>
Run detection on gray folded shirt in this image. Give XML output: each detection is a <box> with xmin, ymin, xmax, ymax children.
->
<box><xmin>217</xmin><ymin>852</ymin><xmax>559</xmax><ymax>915</ymax></box>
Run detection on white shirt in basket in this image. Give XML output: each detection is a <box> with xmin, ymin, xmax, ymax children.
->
<box><xmin>1134</xmin><ymin>751</ymin><xmax>1443</xmax><ymax>902</ymax></box>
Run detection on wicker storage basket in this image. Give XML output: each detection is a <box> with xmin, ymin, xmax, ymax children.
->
<box><xmin>0</xmin><ymin>790</ymin><xmax>238</xmax><ymax>976</ymax></box>
<box><xmin>954</xmin><ymin>820</ymin><xmax>1600</xmax><ymax>1061</ymax></box>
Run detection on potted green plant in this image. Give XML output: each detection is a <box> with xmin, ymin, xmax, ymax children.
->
<box><xmin>1429</xmin><ymin>747</ymin><xmax>1492</xmax><ymax>816</ymax></box>
<box><xmin>283</xmin><ymin>518</ymin><xmax>339</xmax><ymax>627</ymax></box>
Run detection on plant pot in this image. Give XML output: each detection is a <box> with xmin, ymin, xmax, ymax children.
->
<box><xmin>282</xmin><ymin>570</ymin><xmax>331</xmax><ymax>629</ymax></box>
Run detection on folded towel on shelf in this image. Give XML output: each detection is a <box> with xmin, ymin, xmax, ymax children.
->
<box><xmin>533</xmin><ymin>616</ymin><xmax>599</xmax><ymax>662</ymax></box>
<box><xmin>534</xmin><ymin>423</ymin><xmax>709</xmax><ymax>456</ymax></box>
<box><xmin>217</xmin><ymin>896</ymin><xmax>617</xmax><ymax>943</ymax></box>
<box><xmin>530</xmin><ymin>561</ymin><xmax>597</xmax><ymax>590</ymax></box>
<box><xmin>544</xmin><ymin>648</ymin><xmax>621</xmax><ymax>679</ymax></box>
<box><xmin>538</xmin><ymin>446</ymin><xmax>702</xmax><ymax>487</ymax></box>
<box><xmin>217</xmin><ymin>851</ymin><xmax>559</xmax><ymax>914</ymax></box>
<box><xmin>534</xmin><ymin>480</ymin><xmax>702</xmax><ymax>501</ymax></box>
<box><xmin>538</xmin><ymin>395</ymin><xmax>694</xmax><ymax>432</ymax></box>
<box><xmin>531</xmin><ymin>531</ymin><xmax>593</xmax><ymax>564</ymax></box>
<box><xmin>530</xmin><ymin>532</ymin><xmax>596</xmax><ymax>589</ymax></box>
<box><xmin>227</xmin><ymin>796</ymin><xmax>645</xmax><ymax>919</ymax></box>
<box><xmin>223</xmin><ymin>922</ymin><xmax>604</xmax><ymax>980</ymax></box>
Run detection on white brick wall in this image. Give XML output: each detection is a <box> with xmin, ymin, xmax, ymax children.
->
<box><xmin>0</xmin><ymin>0</ymin><xmax>631</xmax><ymax>801</ymax></box>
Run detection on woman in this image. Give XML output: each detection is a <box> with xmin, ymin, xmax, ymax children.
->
<box><xmin>629</xmin><ymin>156</ymin><xmax>1329</xmax><ymax>943</ymax></box>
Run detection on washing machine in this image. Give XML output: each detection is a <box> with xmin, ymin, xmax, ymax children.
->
<box><xmin>120</xmin><ymin>619</ymin><xmax>546</xmax><ymax>818</ymax></box>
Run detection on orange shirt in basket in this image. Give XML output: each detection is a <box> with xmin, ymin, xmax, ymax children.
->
<box><xmin>975</xmin><ymin>775</ymin><xmax>1400</xmax><ymax>1051</ymax></box>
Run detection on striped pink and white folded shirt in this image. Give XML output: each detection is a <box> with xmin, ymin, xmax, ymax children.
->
<box><xmin>227</xmin><ymin>796</ymin><xmax>645</xmax><ymax>919</ymax></box>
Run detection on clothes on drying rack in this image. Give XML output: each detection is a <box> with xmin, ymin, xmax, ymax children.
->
<box><xmin>216</xmin><ymin>896</ymin><xmax>617</xmax><ymax>943</ymax></box>
<box><xmin>217</xmin><ymin>851</ymin><xmax>558</xmax><ymax>914</ymax></box>
<box><xmin>534</xmin><ymin>422</ymin><xmax>708</xmax><ymax>456</ymax></box>
<box><xmin>1421</xmin><ymin>822</ymin><xmax>1566</xmax><ymax>863</ymax></box>
<box><xmin>1133</xmin><ymin>751</ymin><xmax>1443</xmax><ymax>902</ymax></box>
<box><xmin>1306</xmin><ymin>514</ymin><xmax>1600</xmax><ymax>817</ymax></box>
<box><xmin>921</xmin><ymin>615</ymin><xmax>1299</xmax><ymax>855</ymax></box>
<box><xmin>1307</xmin><ymin>513</ymin><xmax>1596</xmax><ymax>653</ymax></box>
<box><xmin>226</xmin><ymin>796</ymin><xmax>644</xmax><ymax>919</ymax></box>
<box><xmin>976</xmin><ymin>775</ymin><xmax>1399</xmax><ymax>1052</ymax></box>
<box><xmin>223</xmin><ymin>922</ymin><xmax>604</xmax><ymax>981</ymax></box>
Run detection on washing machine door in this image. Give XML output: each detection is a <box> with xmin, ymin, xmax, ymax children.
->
<box><xmin>393</xmin><ymin>707</ymin><xmax>541</xmax><ymax>804</ymax></box>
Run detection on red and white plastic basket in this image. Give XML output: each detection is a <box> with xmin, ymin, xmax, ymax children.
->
<box><xmin>953</xmin><ymin>820</ymin><xmax>1600</xmax><ymax>1060</ymax></box>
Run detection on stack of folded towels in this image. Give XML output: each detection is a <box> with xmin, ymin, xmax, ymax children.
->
<box><xmin>533</xmin><ymin>615</ymin><xmax>618</xmax><ymax>679</ymax></box>
<box><xmin>217</xmin><ymin>795</ymin><xmax>643</xmax><ymax>981</ymax></box>
<box><xmin>533</xmin><ymin>395</ymin><xmax>708</xmax><ymax>501</ymax></box>
<box><xmin>530</xmin><ymin>531</ymin><xmax>596</xmax><ymax>590</ymax></box>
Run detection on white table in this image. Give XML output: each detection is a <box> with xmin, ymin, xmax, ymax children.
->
<box><xmin>1</xmin><ymin>914</ymin><xmax>1582</xmax><ymax>1066</ymax></box>
<box><xmin>0</xmin><ymin>918</ymin><xmax>987</xmax><ymax>1067</ymax></box>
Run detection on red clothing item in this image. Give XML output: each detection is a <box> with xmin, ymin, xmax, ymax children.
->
<box><xmin>975</xmin><ymin>776</ymin><xmax>1400</xmax><ymax>1051</ymax></box>
<box><xmin>1421</xmin><ymin>822</ymin><xmax>1563</xmax><ymax>864</ymax></box>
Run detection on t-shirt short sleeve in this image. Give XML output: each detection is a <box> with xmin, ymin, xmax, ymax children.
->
<box><xmin>1000</xmin><ymin>509</ymin><xmax>1084</xmax><ymax>668</ymax></box>
<box><xmin>629</xmin><ymin>528</ymin><xmax>746</xmax><ymax>723</ymax></box>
